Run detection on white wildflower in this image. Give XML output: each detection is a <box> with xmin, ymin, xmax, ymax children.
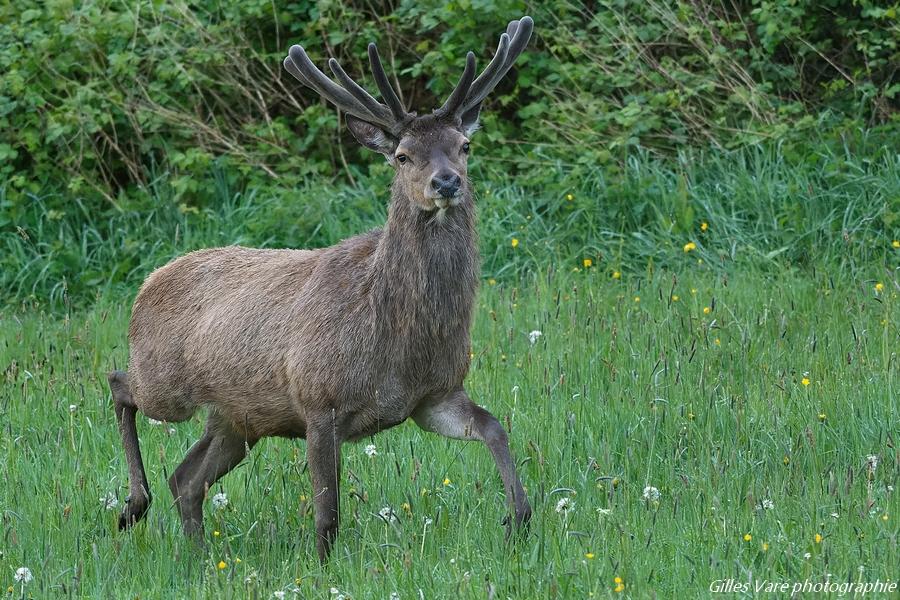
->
<box><xmin>803</xmin><ymin>552</ymin><xmax>812</xmax><ymax>560</ymax></box>
<box><xmin>211</xmin><ymin>492</ymin><xmax>228</xmax><ymax>509</ymax></box>
<box><xmin>555</xmin><ymin>497</ymin><xmax>574</xmax><ymax>514</ymax></box>
<box><xmin>147</xmin><ymin>418</ymin><xmax>163</xmax><ymax>426</ymax></box>
<box><xmin>642</xmin><ymin>486</ymin><xmax>661</xmax><ymax>502</ymax></box>
<box><xmin>14</xmin><ymin>567</ymin><xmax>33</xmax><ymax>583</ymax></box>
<box><xmin>378</xmin><ymin>506</ymin><xmax>397</xmax><ymax>523</ymax></box>
<box><xmin>364</xmin><ymin>444</ymin><xmax>378</xmax><ymax>457</ymax></box>
<box><xmin>761</xmin><ymin>498</ymin><xmax>774</xmax><ymax>510</ymax></box>
<box><xmin>69</xmin><ymin>404</ymin><xmax>77</xmax><ymax>413</ymax></box>
<box><xmin>528</xmin><ymin>330</ymin><xmax>542</xmax><ymax>345</ymax></box>
<box><xmin>273</xmin><ymin>592</ymin><xmax>286</xmax><ymax>599</ymax></box>
<box><xmin>830</xmin><ymin>512</ymin><xmax>839</xmax><ymax>519</ymax></box>
<box><xmin>389</xmin><ymin>593</ymin><xmax>400</xmax><ymax>600</ymax></box>
<box><xmin>866</xmin><ymin>454</ymin><xmax>878</xmax><ymax>472</ymax></box>
<box><xmin>330</xmin><ymin>588</ymin><xmax>347</xmax><ymax>600</ymax></box>
<box><xmin>597</xmin><ymin>508</ymin><xmax>612</xmax><ymax>516</ymax></box>
<box><xmin>424</xmin><ymin>517</ymin><xmax>433</xmax><ymax>526</ymax></box>
<box><xmin>100</xmin><ymin>492</ymin><xmax>119</xmax><ymax>510</ymax></box>
<box><xmin>888</xmin><ymin>485</ymin><xmax>894</xmax><ymax>492</ymax></box>
<box><xmin>167</xmin><ymin>427</ymin><xmax>176</xmax><ymax>435</ymax></box>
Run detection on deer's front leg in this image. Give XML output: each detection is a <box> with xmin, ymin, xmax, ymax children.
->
<box><xmin>306</xmin><ymin>416</ymin><xmax>342</xmax><ymax>562</ymax></box>
<box><xmin>412</xmin><ymin>389</ymin><xmax>532</xmax><ymax>536</ymax></box>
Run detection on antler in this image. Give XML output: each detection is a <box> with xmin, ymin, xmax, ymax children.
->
<box><xmin>435</xmin><ymin>16</ymin><xmax>534</xmax><ymax>121</ymax></box>
<box><xmin>283</xmin><ymin>43</ymin><xmax>414</xmax><ymax>137</ymax></box>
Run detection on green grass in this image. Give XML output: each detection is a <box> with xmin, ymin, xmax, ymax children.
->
<box><xmin>1</xmin><ymin>263</ymin><xmax>897</xmax><ymax>598</ymax></box>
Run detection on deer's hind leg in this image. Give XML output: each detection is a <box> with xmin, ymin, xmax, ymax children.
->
<box><xmin>108</xmin><ymin>370</ymin><xmax>152</xmax><ymax>530</ymax></box>
<box><xmin>168</xmin><ymin>412</ymin><xmax>254</xmax><ymax>539</ymax></box>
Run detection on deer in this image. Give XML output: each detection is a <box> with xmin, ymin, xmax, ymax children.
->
<box><xmin>108</xmin><ymin>16</ymin><xmax>534</xmax><ymax>562</ymax></box>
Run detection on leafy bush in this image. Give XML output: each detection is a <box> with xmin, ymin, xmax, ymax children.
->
<box><xmin>1</xmin><ymin>0</ymin><xmax>897</xmax><ymax>216</ymax></box>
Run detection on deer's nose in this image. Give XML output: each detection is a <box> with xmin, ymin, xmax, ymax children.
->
<box><xmin>431</xmin><ymin>172</ymin><xmax>461</xmax><ymax>198</ymax></box>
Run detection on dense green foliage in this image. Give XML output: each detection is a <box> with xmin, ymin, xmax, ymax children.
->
<box><xmin>1</xmin><ymin>0</ymin><xmax>897</xmax><ymax>213</ymax></box>
<box><xmin>3</xmin><ymin>139</ymin><xmax>898</xmax><ymax>308</ymax></box>
<box><xmin>1</xmin><ymin>267</ymin><xmax>897</xmax><ymax>597</ymax></box>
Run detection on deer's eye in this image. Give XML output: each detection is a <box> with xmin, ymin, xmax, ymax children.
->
<box><xmin>395</xmin><ymin>154</ymin><xmax>408</xmax><ymax>164</ymax></box>
<box><xmin>462</xmin><ymin>142</ymin><xmax>470</xmax><ymax>154</ymax></box>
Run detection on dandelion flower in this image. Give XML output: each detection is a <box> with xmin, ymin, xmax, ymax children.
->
<box><xmin>801</xmin><ymin>377</ymin><xmax>810</xmax><ymax>386</ymax></box>
<box><xmin>703</xmin><ymin>306</ymin><xmax>711</xmax><ymax>314</ymax></box>
<box><xmin>566</xmin><ymin>193</ymin><xmax>574</xmax><ymax>201</ymax></box>
<box><xmin>217</xmin><ymin>561</ymin><xmax>227</xmax><ymax>570</ymax></box>
<box><xmin>818</xmin><ymin>412</ymin><xmax>826</xmax><ymax>422</ymax></box>
<box><xmin>875</xmin><ymin>282</ymin><xmax>884</xmax><ymax>293</ymax></box>
<box><xmin>583</xmin><ymin>258</ymin><xmax>592</xmax><ymax>268</ymax></box>
<box><xmin>364</xmin><ymin>444</ymin><xmax>377</xmax><ymax>457</ymax></box>
<box><xmin>443</xmin><ymin>477</ymin><xmax>451</xmax><ymax>486</ymax></box>
<box><xmin>866</xmin><ymin>454</ymin><xmax>879</xmax><ymax>472</ymax></box>
<box><xmin>100</xmin><ymin>492</ymin><xmax>119</xmax><ymax>511</ymax></box>
<box><xmin>683</xmin><ymin>242</ymin><xmax>697</xmax><ymax>252</ymax></box>
<box><xmin>893</xmin><ymin>240</ymin><xmax>900</xmax><ymax>248</ymax></box>
<box><xmin>378</xmin><ymin>506</ymin><xmax>397</xmax><ymax>523</ymax></box>
<box><xmin>814</xmin><ymin>533</ymin><xmax>823</xmax><ymax>544</ymax></box>
<box><xmin>633</xmin><ymin>296</ymin><xmax>640</xmax><ymax>303</ymax></box>
<box><xmin>211</xmin><ymin>492</ymin><xmax>228</xmax><ymax>509</ymax></box>
<box><xmin>671</xmin><ymin>294</ymin><xmax>679</xmax><ymax>302</ymax></box>
<box><xmin>511</xmin><ymin>238</ymin><xmax>519</xmax><ymax>248</ymax></box>
<box><xmin>642</xmin><ymin>486</ymin><xmax>661</xmax><ymax>502</ymax></box>
<box><xmin>555</xmin><ymin>497</ymin><xmax>574</xmax><ymax>514</ymax></box>
<box><xmin>14</xmin><ymin>567</ymin><xmax>33</xmax><ymax>584</ymax></box>
<box><xmin>528</xmin><ymin>330</ymin><xmax>542</xmax><ymax>345</ymax></box>
<box><xmin>213</xmin><ymin>530</ymin><xmax>221</xmax><ymax>537</ymax></box>
<box><xmin>701</xmin><ymin>222</ymin><xmax>708</xmax><ymax>232</ymax></box>
<box><xmin>612</xmin><ymin>270</ymin><xmax>621</xmax><ymax>279</ymax></box>
<box><xmin>585</xmin><ymin>552</ymin><xmax>595</xmax><ymax>559</ymax></box>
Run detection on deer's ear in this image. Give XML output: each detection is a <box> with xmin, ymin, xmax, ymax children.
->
<box><xmin>460</xmin><ymin>104</ymin><xmax>482</xmax><ymax>137</ymax></box>
<box><xmin>346</xmin><ymin>115</ymin><xmax>397</xmax><ymax>157</ymax></box>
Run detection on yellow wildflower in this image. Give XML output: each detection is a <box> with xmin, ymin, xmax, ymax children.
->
<box><xmin>814</xmin><ymin>533</ymin><xmax>823</xmax><ymax>544</ymax></box>
<box><xmin>671</xmin><ymin>295</ymin><xmax>679</xmax><ymax>302</ymax></box>
<box><xmin>443</xmin><ymin>477</ymin><xmax>451</xmax><ymax>486</ymax></box>
<box><xmin>801</xmin><ymin>377</ymin><xmax>810</xmax><ymax>386</ymax></box>
<box><xmin>633</xmin><ymin>296</ymin><xmax>640</xmax><ymax>303</ymax></box>
<box><xmin>817</xmin><ymin>413</ymin><xmax>826</xmax><ymax>422</ymax></box>
<box><xmin>511</xmin><ymin>238</ymin><xmax>519</xmax><ymax>248</ymax></box>
<box><xmin>217</xmin><ymin>561</ymin><xmax>227</xmax><ymax>570</ymax></box>
<box><xmin>882</xmin><ymin>513</ymin><xmax>888</xmax><ymax>521</ymax></box>
<box><xmin>566</xmin><ymin>193</ymin><xmax>574</xmax><ymax>201</ymax></box>
<box><xmin>683</xmin><ymin>241</ymin><xmax>697</xmax><ymax>252</ymax></box>
<box><xmin>783</xmin><ymin>455</ymin><xmax>790</xmax><ymax>465</ymax></box>
<box><xmin>585</xmin><ymin>552</ymin><xmax>595</xmax><ymax>560</ymax></box>
<box><xmin>762</xmin><ymin>542</ymin><xmax>769</xmax><ymax>552</ymax></box>
<box><xmin>213</xmin><ymin>530</ymin><xmax>220</xmax><ymax>537</ymax></box>
<box><xmin>583</xmin><ymin>258</ymin><xmax>592</xmax><ymax>268</ymax></box>
<box><xmin>488</xmin><ymin>278</ymin><xmax>497</xmax><ymax>286</ymax></box>
<box><xmin>701</xmin><ymin>222</ymin><xmax>708</xmax><ymax>232</ymax></box>
<box><xmin>235</xmin><ymin>558</ymin><xmax>242</xmax><ymax>564</ymax></box>
<box><xmin>743</xmin><ymin>533</ymin><xmax>752</xmax><ymax>542</ymax></box>
<box><xmin>612</xmin><ymin>270</ymin><xmax>621</xmax><ymax>279</ymax></box>
<box><xmin>714</xmin><ymin>338</ymin><xmax>720</xmax><ymax>345</ymax></box>
<box><xmin>703</xmin><ymin>306</ymin><xmax>711</xmax><ymax>314</ymax></box>
<box><xmin>893</xmin><ymin>240</ymin><xmax>899</xmax><ymax>248</ymax></box>
<box><xmin>875</xmin><ymin>282</ymin><xmax>884</xmax><ymax>293</ymax></box>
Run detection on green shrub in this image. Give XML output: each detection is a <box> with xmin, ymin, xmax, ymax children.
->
<box><xmin>1</xmin><ymin>0</ymin><xmax>897</xmax><ymax>216</ymax></box>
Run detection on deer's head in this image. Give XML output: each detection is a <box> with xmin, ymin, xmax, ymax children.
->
<box><xmin>283</xmin><ymin>18</ymin><xmax>533</xmax><ymax>214</ymax></box>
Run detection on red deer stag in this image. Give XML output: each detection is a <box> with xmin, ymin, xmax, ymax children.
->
<box><xmin>109</xmin><ymin>16</ymin><xmax>534</xmax><ymax>561</ymax></box>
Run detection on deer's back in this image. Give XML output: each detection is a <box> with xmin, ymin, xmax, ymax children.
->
<box><xmin>125</xmin><ymin>239</ymin><xmax>381</xmax><ymax>437</ymax></box>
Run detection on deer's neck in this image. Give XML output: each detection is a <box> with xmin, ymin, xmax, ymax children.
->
<box><xmin>372</xmin><ymin>187</ymin><xmax>479</xmax><ymax>342</ymax></box>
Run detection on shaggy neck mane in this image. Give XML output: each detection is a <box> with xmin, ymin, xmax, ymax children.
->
<box><xmin>371</xmin><ymin>182</ymin><xmax>479</xmax><ymax>343</ymax></box>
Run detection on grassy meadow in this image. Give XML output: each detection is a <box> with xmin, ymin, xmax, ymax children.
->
<box><xmin>0</xmin><ymin>137</ymin><xmax>898</xmax><ymax>599</ymax></box>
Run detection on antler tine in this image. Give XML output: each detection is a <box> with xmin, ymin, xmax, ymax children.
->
<box><xmin>436</xmin><ymin>52</ymin><xmax>477</xmax><ymax>116</ymax></box>
<box><xmin>286</xmin><ymin>46</ymin><xmax>378</xmax><ymax>121</ymax></box>
<box><xmin>367</xmin><ymin>43</ymin><xmax>409</xmax><ymax>123</ymax></box>
<box><xmin>457</xmin><ymin>16</ymin><xmax>533</xmax><ymax>118</ymax></box>
<box><xmin>328</xmin><ymin>58</ymin><xmax>393</xmax><ymax>124</ymax></box>
<box><xmin>458</xmin><ymin>33</ymin><xmax>510</xmax><ymax>114</ymax></box>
